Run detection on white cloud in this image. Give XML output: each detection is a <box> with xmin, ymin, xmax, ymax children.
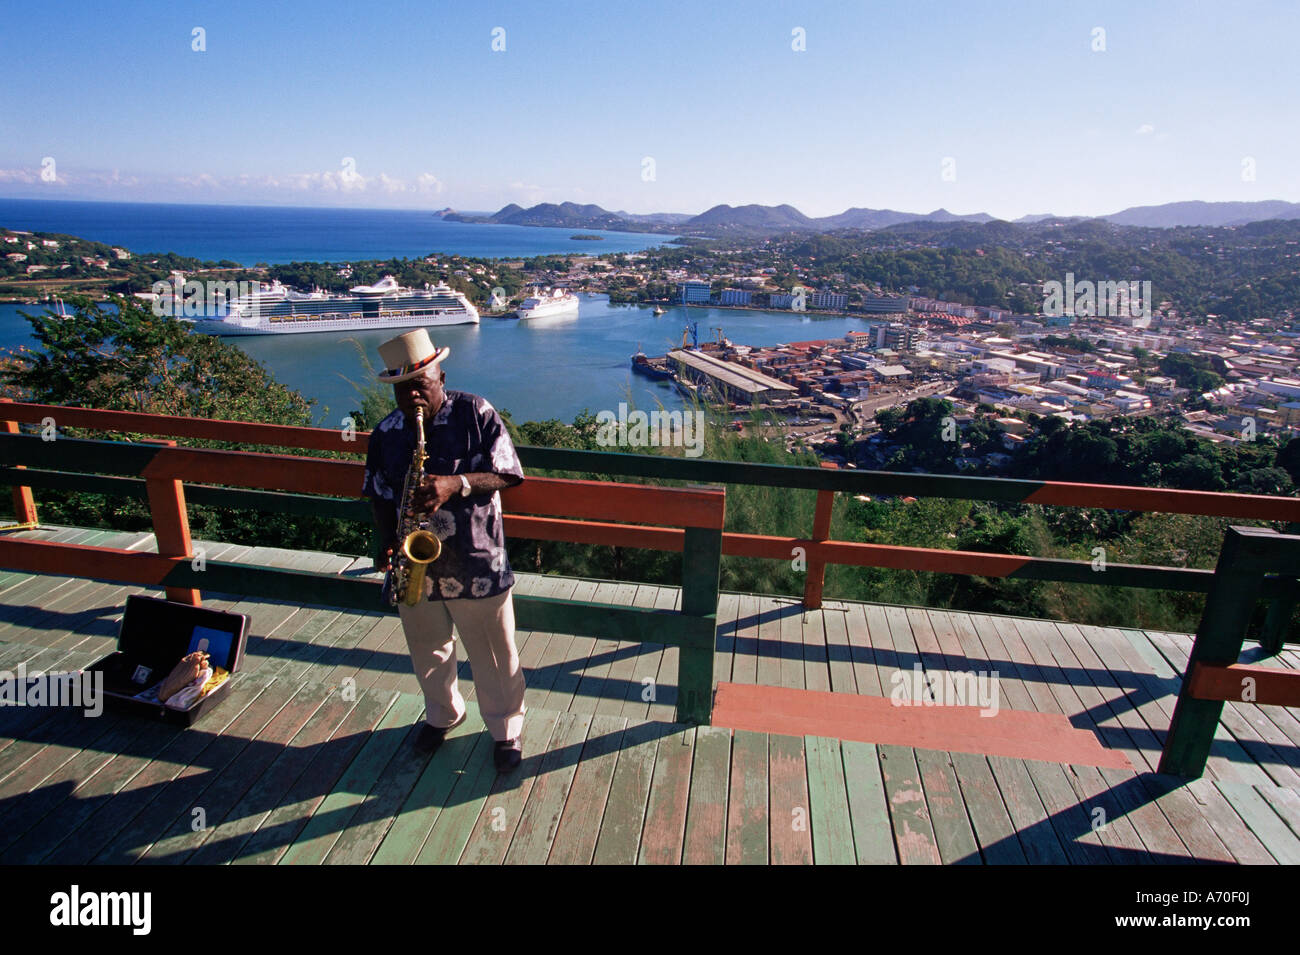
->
<box><xmin>1135</xmin><ymin>124</ymin><xmax>1155</xmax><ymax>135</ymax></box>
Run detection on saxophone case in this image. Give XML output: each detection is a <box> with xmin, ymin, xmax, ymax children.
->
<box><xmin>87</xmin><ymin>595</ymin><xmax>250</xmax><ymax>726</ymax></box>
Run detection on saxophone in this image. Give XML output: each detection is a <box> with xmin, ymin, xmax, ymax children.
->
<box><xmin>388</xmin><ymin>407</ymin><xmax>443</xmax><ymax>607</ymax></box>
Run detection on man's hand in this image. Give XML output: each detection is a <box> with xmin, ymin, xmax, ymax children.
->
<box><xmin>411</xmin><ymin>474</ymin><xmax>461</xmax><ymax>515</ymax></box>
<box><xmin>375</xmin><ymin>542</ymin><xmax>396</xmax><ymax>573</ymax></box>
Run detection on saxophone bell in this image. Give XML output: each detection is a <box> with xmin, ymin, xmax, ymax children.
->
<box><xmin>399</xmin><ymin>528</ymin><xmax>441</xmax><ymax>606</ymax></box>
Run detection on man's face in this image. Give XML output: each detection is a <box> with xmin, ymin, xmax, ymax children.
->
<box><xmin>394</xmin><ymin>368</ymin><xmax>446</xmax><ymax>425</ymax></box>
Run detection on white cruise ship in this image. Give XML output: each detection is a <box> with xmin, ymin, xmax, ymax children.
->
<box><xmin>515</xmin><ymin>287</ymin><xmax>579</xmax><ymax>320</ymax></box>
<box><xmin>188</xmin><ymin>276</ymin><xmax>479</xmax><ymax>336</ymax></box>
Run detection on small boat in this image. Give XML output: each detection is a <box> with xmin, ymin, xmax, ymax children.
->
<box><xmin>653</xmin><ymin>306</ymin><xmax>665</xmax><ymax>315</ymax></box>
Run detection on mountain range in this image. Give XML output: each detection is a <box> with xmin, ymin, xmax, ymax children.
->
<box><xmin>437</xmin><ymin>199</ymin><xmax>1300</xmax><ymax>236</ymax></box>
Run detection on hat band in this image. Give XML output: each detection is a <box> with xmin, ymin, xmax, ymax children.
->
<box><xmin>384</xmin><ymin>351</ymin><xmax>440</xmax><ymax>379</ymax></box>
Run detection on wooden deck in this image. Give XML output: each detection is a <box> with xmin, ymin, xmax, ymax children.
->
<box><xmin>1</xmin><ymin>525</ymin><xmax>1299</xmax><ymax>864</ymax></box>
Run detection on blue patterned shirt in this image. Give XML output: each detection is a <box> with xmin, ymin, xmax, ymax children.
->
<box><xmin>362</xmin><ymin>390</ymin><xmax>524</xmax><ymax>600</ymax></box>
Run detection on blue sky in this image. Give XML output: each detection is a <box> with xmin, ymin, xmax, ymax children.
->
<box><xmin>2</xmin><ymin>0</ymin><xmax>1297</xmax><ymax>219</ymax></box>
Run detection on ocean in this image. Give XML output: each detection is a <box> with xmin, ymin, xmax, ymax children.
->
<box><xmin>0</xmin><ymin>198</ymin><xmax>676</xmax><ymax>265</ymax></box>
<box><xmin>0</xmin><ymin>198</ymin><xmax>877</xmax><ymax>425</ymax></box>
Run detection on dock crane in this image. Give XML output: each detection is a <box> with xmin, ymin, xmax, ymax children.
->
<box><xmin>681</xmin><ymin>321</ymin><xmax>699</xmax><ymax>349</ymax></box>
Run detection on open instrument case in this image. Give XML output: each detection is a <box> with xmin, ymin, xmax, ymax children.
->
<box><xmin>87</xmin><ymin>595</ymin><xmax>250</xmax><ymax>726</ymax></box>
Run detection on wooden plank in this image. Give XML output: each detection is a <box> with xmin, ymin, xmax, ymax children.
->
<box><xmin>413</xmin><ymin>732</ymin><xmax>500</xmax><ymax>865</ymax></box>
<box><xmin>638</xmin><ymin>725</ymin><xmax>693</xmax><ymax>864</ymax></box>
<box><xmin>1022</xmin><ymin>758</ymin><xmax>1112</xmax><ymax>865</ymax></box>
<box><xmin>948</xmin><ymin>751</ymin><xmax>1026</xmax><ymax>865</ymax></box>
<box><xmin>88</xmin><ymin>675</ymin><xmax>286</xmax><ymax>863</ymax></box>
<box><xmin>840</xmin><ymin>602</ymin><xmax>883</xmax><ymax>697</ymax></box>
<box><xmin>278</xmin><ymin>692</ymin><xmax>419</xmax><ymax>865</ymax></box>
<box><xmin>503</xmin><ymin>710</ymin><xmax>593</xmax><ymax>864</ymax></box>
<box><xmin>548</xmin><ymin>714</ymin><xmax>628</xmax><ymax>864</ymax></box>
<box><xmin>681</xmin><ymin>724</ymin><xmax>731</xmax><ymax>865</ymax></box>
<box><xmin>728</xmin><ymin>592</ymin><xmax>761</xmax><ymax>688</ymax></box>
<box><xmin>957</xmin><ymin>612</ymin><xmax>1036</xmax><ymax>713</ymax></box>
<box><xmin>724</xmin><ymin>728</ymin><xmax>768</xmax><ymax>865</ymax></box>
<box><xmin>778</xmin><ymin>598</ymin><xmax>804</xmax><ymax>690</ymax></box>
<box><xmin>984</xmin><ymin>755</ymin><xmax>1070</xmax><ymax>865</ymax></box>
<box><xmin>805</xmin><ymin>735</ymin><xmax>855</xmax><ymax>864</ymax></box>
<box><xmin>1040</xmin><ymin>621</ymin><xmax>1151</xmax><ymax>772</ymax></box>
<box><xmin>137</xmin><ymin>681</ymin><xmax>334</xmax><ymax>863</ymax></box>
<box><xmin>840</xmin><ymin>740</ymin><xmax>896</xmax><ymax>864</ymax></box>
<box><xmin>882</xmin><ymin>606</ymin><xmax>922</xmax><ymax>698</ymax></box>
<box><xmin>712</xmin><ymin>591</ymin><xmax>739</xmax><ymax>691</ymax></box>
<box><xmin>367</xmin><ymin>705</ymin><xmax>485</xmax><ymax>865</ymax></box>
<box><xmin>35</xmin><ymin>674</ymin><xmax>270</xmax><ymax>865</ymax></box>
<box><xmin>0</xmin><ymin>710</ymin><xmax>155</xmax><ymax>853</ymax></box>
<box><xmin>618</xmin><ymin>585</ymin><xmax>671</xmax><ymax>721</ymax></box>
<box><xmin>1213</xmin><ymin>781</ymin><xmax>1300</xmax><ymax>864</ymax></box>
<box><xmin>1054</xmin><ymin>622</ymin><xmax>1161</xmax><ymax>773</ymax></box>
<box><xmin>754</xmin><ymin>595</ymin><xmax>785</xmax><ymax>690</ymax></box>
<box><xmin>645</xmin><ymin>584</ymin><xmax>682</xmax><ymax>722</ymax></box>
<box><xmin>591</xmin><ymin>719</ymin><xmax>660</xmax><ymax>865</ymax></box>
<box><xmin>576</xmin><ymin>583</ymin><xmax>634</xmax><ymax>717</ymax></box>
<box><xmin>1257</xmin><ymin>785</ymin><xmax>1300</xmax><ymax>843</ymax></box>
<box><xmin>1062</xmin><ymin>764</ymin><xmax>1153</xmax><ymax>864</ymax></box>
<box><xmin>768</xmin><ymin>732</ymin><xmax>814</xmax><ymax>865</ymax></box>
<box><xmin>877</xmin><ymin>745</ymin><xmax>940</xmax><ymax>865</ymax></box>
<box><xmin>914</xmin><ymin>748</ymin><xmax>980</xmax><ymax>865</ymax></box>
<box><xmin>324</xmin><ymin>695</ymin><xmax>460</xmax><ymax>865</ymax></box>
<box><xmin>186</xmin><ymin>684</ymin><xmax>357</xmax><ymax>865</ymax></box>
<box><xmin>607</xmin><ymin>584</ymin><xmax>663</xmax><ymax>720</ymax></box>
<box><xmin>1122</xmin><ymin>771</ymin><xmax>1235</xmax><ymax>864</ymax></box>
<box><xmin>231</xmin><ymin>687</ymin><xmax>395</xmax><ymax>865</ymax></box>
<box><xmin>821</xmin><ymin>602</ymin><xmax>857</xmax><ymax>695</ymax></box>
<box><xmin>1181</xmin><ymin>777</ymin><xmax>1278</xmax><ymax>865</ymax></box>
<box><xmin>802</xmin><ymin>607</ymin><xmax>831</xmax><ymax>694</ymax></box>
<box><xmin>457</xmin><ymin>708</ymin><xmax>563</xmax><ymax>865</ymax></box>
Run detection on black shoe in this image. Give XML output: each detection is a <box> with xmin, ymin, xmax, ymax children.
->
<box><xmin>413</xmin><ymin>711</ymin><xmax>467</xmax><ymax>755</ymax></box>
<box><xmin>493</xmin><ymin>737</ymin><xmax>522</xmax><ymax>773</ymax></box>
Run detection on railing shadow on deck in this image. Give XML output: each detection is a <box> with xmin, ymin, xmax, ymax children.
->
<box><xmin>0</xmin><ymin>701</ymin><xmax>1240</xmax><ymax>865</ymax></box>
<box><xmin>0</xmin><ymin>705</ymin><xmax>682</xmax><ymax>865</ymax></box>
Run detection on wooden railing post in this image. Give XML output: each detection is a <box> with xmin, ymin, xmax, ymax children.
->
<box><xmin>0</xmin><ymin>399</ymin><xmax>38</xmax><ymax>528</ymax></box>
<box><xmin>802</xmin><ymin>462</ymin><xmax>838</xmax><ymax>610</ymax></box>
<box><xmin>678</xmin><ymin>524</ymin><xmax>722</xmax><ymax>724</ymax></box>
<box><xmin>142</xmin><ymin>439</ymin><xmax>200</xmax><ymax>606</ymax></box>
<box><xmin>1158</xmin><ymin>527</ymin><xmax>1263</xmax><ymax>777</ymax></box>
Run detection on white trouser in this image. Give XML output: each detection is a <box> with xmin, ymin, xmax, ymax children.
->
<box><xmin>396</xmin><ymin>587</ymin><xmax>526</xmax><ymax>741</ymax></box>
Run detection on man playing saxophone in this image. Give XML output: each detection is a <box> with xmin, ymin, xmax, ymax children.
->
<box><xmin>362</xmin><ymin>329</ymin><xmax>527</xmax><ymax>772</ymax></box>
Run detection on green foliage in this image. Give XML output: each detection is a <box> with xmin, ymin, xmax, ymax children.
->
<box><xmin>2</xmin><ymin>296</ymin><xmax>364</xmax><ymax>555</ymax></box>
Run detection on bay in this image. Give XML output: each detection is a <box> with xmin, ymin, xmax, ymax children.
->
<box><xmin>0</xmin><ymin>298</ymin><xmax>877</xmax><ymax>426</ymax></box>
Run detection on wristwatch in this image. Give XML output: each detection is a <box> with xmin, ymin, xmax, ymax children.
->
<box><xmin>458</xmin><ymin>474</ymin><xmax>471</xmax><ymax>498</ymax></box>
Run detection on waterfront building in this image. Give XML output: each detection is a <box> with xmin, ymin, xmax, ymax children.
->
<box><xmin>810</xmin><ymin>291</ymin><xmax>848</xmax><ymax>310</ymax></box>
<box><xmin>719</xmin><ymin>288</ymin><xmax>753</xmax><ymax>306</ymax></box>
<box><xmin>668</xmin><ymin>349</ymin><xmax>799</xmax><ymax>404</ymax></box>
<box><xmin>677</xmin><ymin>280</ymin><xmax>712</xmax><ymax>304</ymax></box>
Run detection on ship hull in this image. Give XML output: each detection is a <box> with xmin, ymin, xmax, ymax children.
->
<box><xmin>189</xmin><ymin>309</ymin><xmax>478</xmax><ymax>336</ymax></box>
<box><xmin>516</xmin><ymin>300</ymin><xmax>579</xmax><ymax>320</ymax></box>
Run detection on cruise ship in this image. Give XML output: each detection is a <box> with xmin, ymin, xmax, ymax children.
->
<box><xmin>515</xmin><ymin>287</ymin><xmax>579</xmax><ymax>320</ymax></box>
<box><xmin>188</xmin><ymin>276</ymin><xmax>479</xmax><ymax>336</ymax></box>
